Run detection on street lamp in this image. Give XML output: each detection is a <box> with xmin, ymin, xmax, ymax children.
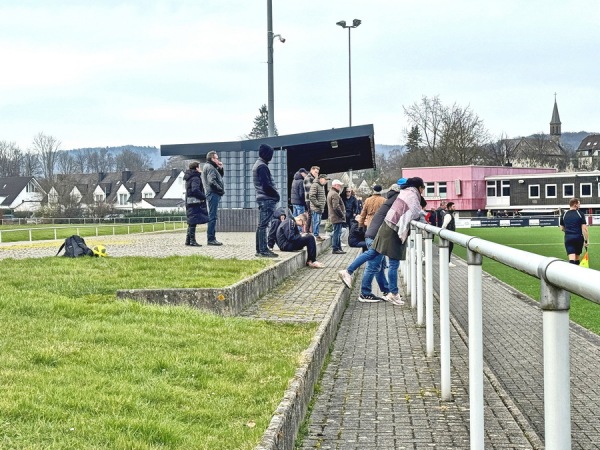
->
<box><xmin>336</xmin><ymin>19</ymin><xmax>361</xmax><ymax>126</ymax></box>
<box><xmin>267</xmin><ymin>0</ymin><xmax>286</xmax><ymax>137</ymax></box>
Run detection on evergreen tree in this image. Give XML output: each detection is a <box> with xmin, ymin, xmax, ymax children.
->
<box><xmin>247</xmin><ymin>104</ymin><xmax>278</xmax><ymax>139</ymax></box>
<box><xmin>406</xmin><ymin>125</ymin><xmax>422</xmax><ymax>153</ymax></box>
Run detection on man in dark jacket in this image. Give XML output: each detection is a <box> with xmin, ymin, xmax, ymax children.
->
<box><xmin>183</xmin><ymin>161</ymin><xmax>209</xmax><ymax>247</ymax></box>
<box><xmin>290</xmin><ymin>168</ymin><xmax>308</xmax><ymax>217</ymax></box>
<box><xmin>252</xmin><ymin>144</ymin><xmax>280</xmax><ymax>257</ymax></box>
<box><xmin>271</xmin><ymin>211</ymin><xmax>324</xmax><ymax>268</ymax></box>
<box><xmin>201</xmin><ymin>150</ymin><xmax>225</xmax><ymax>246</ymax></box>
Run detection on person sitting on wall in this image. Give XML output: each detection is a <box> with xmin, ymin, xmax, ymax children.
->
<box><xmin>274</xmin><ymin>212</ymin><xmax>324</xmax><ymax>268</ymax></box>
<box><xmin>348</xmin><ymin>218</ymin><xmax>368</xmax><ymax>252</ymax></box>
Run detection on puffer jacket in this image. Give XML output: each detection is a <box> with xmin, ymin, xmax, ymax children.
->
<box><xmin>252</xmin><ymin>144</ymin><xmax>280</xmax><ymax>202</ymax></box>
<box><xmin>309</xmin><ymin>181</ymin><xmax>326</xmax><ymax>213</ymax></box>
<box><xmin>290</xmin><ymin>172</ymin><xmax>306</xmax><ymax>206</ymax></box>
<box><xmin>184</xmin><ymin>169</ymin><xmax>209</xmax><ymax>225</ymax></box>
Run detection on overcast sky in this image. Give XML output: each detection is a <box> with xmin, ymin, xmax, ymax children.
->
<box><xmin>2</xmin><ymin>0</ymin><xmax>599</xmax><ymax>151</ymax></box>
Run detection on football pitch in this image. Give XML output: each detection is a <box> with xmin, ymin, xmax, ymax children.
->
<box><xmin>453</xmin><ymin>226</ymin><xmax>599</xmax><ymax>335</ymax></box>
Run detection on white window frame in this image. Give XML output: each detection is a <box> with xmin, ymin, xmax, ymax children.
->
<box><xmin>562</xmin><ymin>183</ymin><xmax>574</xmax><ymax>198</ymax></box>
<box><xmin>438</xmin><ymin>182</ymin><xmax>447</xmax><ymax>199</ymax></box>
<box><xmin>501</xmin><ymin>180</ymin><xmax>510</xmax><ymax>197</ymax></box>
<box><xmin>425</xmin><ymin>182</ymin><xmax>435</xmax><ymax>197</ymax></box>
<box><xmin>545</xmin><ymin>184</ymin><xmax>557</xmax><ymax>199</ymax></box>
<box><xmin>529</xmin><ymin>184</ymin><xmax>540</xmax><ymax>199</ymax></box>
<box><xmin>487</xmin><ymin>181</ymin><xmax>497</xmax><ymax>197</ymax></box>
<box><xmin>580</xmin><ymin>183</ymin><xmax>592</xmax><ymax>198</ymax></box>
<box><xmin>118</xmin><ymin>193</ymin><xmax>129</xmax><ymax>206</ymax></box>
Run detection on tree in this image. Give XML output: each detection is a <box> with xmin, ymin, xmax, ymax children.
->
<box><xmin>483</xmin><ymin>133</ymin><xmax>518</xmax><ymax>166</ymax></box>
<box><xmin>56</xmin><ymin>151</ymin><xmax>76</xmax><ymax>174</ymax></box>
<box><xmin>31</xmin><ymin>132</ymin><xmax>61</xmax><ymax>181</ymax></box>
<box><xmin>402</xmin><ymin>96</ymin><xmax>489</xmax><ymax>167</ymax></box>
<box><xmin>22</xmin><ymin>151</ymin><xmax>40</xmax><ymax>177</ymax></box>
<box><xmin>246</xmin><ymin>104</ymin><xmax>277</xmax><ymax>139</ymax></box>
<box><xmin>0</xmin><ymin>141</ymin><xmax>23</xmax><ymax>177</ymax></box>
<box><xmin>114</xmin><ymin>148</ymin><xmax>152</xmax><ymax>171</ymax></box>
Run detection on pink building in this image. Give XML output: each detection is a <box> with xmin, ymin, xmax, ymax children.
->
<box><xmin>402</xmin><ymin>165</ymin><xmax>557</xmax><ymax>213</ymax></box>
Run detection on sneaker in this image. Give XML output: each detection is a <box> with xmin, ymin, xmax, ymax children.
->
<box><xmin>384</xmin><ymin>293</ymin><xmax>405</xmax><ymax>306</ymax></box>
<box><xmin>315</xmin><ymin>236</ymin><xmax>325</xmax><ymax>242</ymax></box>
<box><xmin>307</xmin><ymin>261</ymin><xmax>324</xmax><ymax>268</ymax></box>
<box><xmin>207</xmin><ymin>240</ymin><xmax>223</xmax><ymax>246</ymax></box>
<box><xmin>358</xmin><ymin>293</ymin><xmax>384</xmax><ymax>303</ymax></box>
<box><xmin>256</xmin><ymin>252</ymin><xmax>278</xmax><ymax>258</ymax></box>
<box><xmin>338</xmin><ymin>270</ymin><xmax>353</xmax><ymax>289</ymax></box>
<box><xmin>266</xmin><ymin>250</ymin><xmax>279</xmax><ymax>257</ymax></box>
<box><xmin>449</xmin><ymin>262</ymin><xmax>456</xmax><ymax>267</ymax></box>
<box><xmin>332</xmin><ymin>249</ymin><xmax>346</xmax><ymax>254</ymax></box>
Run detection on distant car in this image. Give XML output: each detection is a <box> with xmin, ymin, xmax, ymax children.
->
<box><xmin>103</xmin><ymin>214</ymin><xmax>126</xmax><ymax>221</ymax></box>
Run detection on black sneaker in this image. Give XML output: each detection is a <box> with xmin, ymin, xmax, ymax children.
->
<box><xmin>255</xmin><ymin>252</ymin><xmax>278</xmax><ymax>258</ymax></box>
<box><xmin>358</xmin><ymin>293</ymin><xmax>384</xmax><ymax>303</ymax></box>
<box><xmin>207</xmin><ymin>240</ymin><xmax>223</xmax><ymax>246</ymax></box>
<box><xmin>332</xmin><ymin>249</ymin><xmax>346</xmax><ymax>254</ymax></box>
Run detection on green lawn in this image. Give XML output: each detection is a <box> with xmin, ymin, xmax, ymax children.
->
<box><xmin>454</xmin><ymin>226</ymin><xmax>600</xmax><ymax>335</ymax></box>
<box><xmin>0</xmin><ymin>256</ymin><xmax>316</xmax><ymax>449</ymax></box>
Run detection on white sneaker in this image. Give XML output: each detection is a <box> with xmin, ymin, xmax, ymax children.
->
<box><xmin>384</xmin><ymin>293</ymin><xmax>405</xmax><ymax>306</ymax></box>
<box><xmin>449</xmin><ymin>262</ymin><xmax>456</xmax><ymax>267</ymax></box>
<box><xmin>338</xmin><ymin>269</ymin><xmax>353</xmax><ymax>289</ymax></box>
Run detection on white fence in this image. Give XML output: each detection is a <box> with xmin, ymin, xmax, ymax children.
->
<box><xmin>404</xmin><ymin>220</ymin><xmax>599</xmax><ymax>450</ymax></box>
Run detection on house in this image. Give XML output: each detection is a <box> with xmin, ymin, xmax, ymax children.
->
<box><xmin>0</xmin><ymin>176</ymin><xmax>46</xmax><ymax>213</ymax></box>
<box><xmin>575</xmin><ymin>134</ymin><xmax>600</xmax><ymax>170</ymax></box>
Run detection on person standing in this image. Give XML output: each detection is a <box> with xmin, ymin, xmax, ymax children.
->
<box><xmin>183</xmin><ymin>161</ymin><xmax>209</xmax><ymax>247</ymax></box>
<box><xmin>309</xmin><ymin>173</ymin><xmax>328</xmax><ymax>241</ymax></box>
<box><xmin>201</xmin><ymin>150</ymin><xmax>225</xmax><ymax>246</ymax></box>
<box><xmin>357</xmin><ymin>185</ymin><xmax>385</xmax><ymax>229</ymax></box>
<box><xmin>342</xmin><ymin>187</ymin><xmax>360</xmax><ymax>228</ymax></box>
<box><xmin>559</xmin><ymin>198</ymin><xmax>589</xmax><ymax>265</ymax></box>
<box><xmin>252</xmin><ymin>144</ymin><xmax>280</xmax><ymax>258</ymax></box>
<box><xmin>290</xmin><ymin>168</ymin><xmax>308</xmax><ymax>217</ymax></box>
<box><xmin>434</xmin><ymin>200</ymin><xmax>447</xmax><ymax>227</ymax></box>
<box><xmin>327</xmin><ymin>179</ymin><xmax>346</xmax><ymax>254</ymax></box>
<box><xmin>441</xmin><ymin>201</ymin><xmax>457</xmax><ymax>267</ymax></box>
<box><xmin>303</xmin><ymin>166</ymin><xmax>320</xmax><ymax>232</ymax></box>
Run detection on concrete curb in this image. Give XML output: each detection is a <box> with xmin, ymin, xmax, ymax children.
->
<box><xmin>116</xmin><ymin>240</ymin><xmax>330</xmax><ymax>316</ymax></box>
<box><xmin>256</xmin><ymin>274</ymin><xmax>351</xmax><ymax>450</ymax></box>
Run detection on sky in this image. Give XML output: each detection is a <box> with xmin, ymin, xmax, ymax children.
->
<box><xmin>1</xmin><ymin>0</ymin><xmax>599</xmax><ymax>152</ymax></box>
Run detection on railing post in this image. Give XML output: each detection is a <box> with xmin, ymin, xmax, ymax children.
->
<box><xmin>410</xmin><ymin>231</ymin><xmax>417</xmax><ymax>308</ymax></box>
<box><xmin>539</xmin><ymin>259</ymin><xmax>571</xmax><ymax>450</ymax></box>
<box><xmin>405</xmin><ymin>235</ymin><xmax>412</xmax><ymax>298</ymax></box>
<box><xmin>467</xmin><ymin>246</ymin><xmax>484</xmax><ymax>448</ymax></box>
<box><xmin>416</xmin><ymin>227</ymin><xmax>424</xmax><ymax>325</ymax></box>
<box><xmin>29</xmin><ymin>229</ymin><xmax>33</xmax><ymax>242</ymax></box>
<box><xmin>424</xmin><ymin>229</ymin><xmax>434</xmax><ymax>357</ymax></box>
<box><xmin>438</xmin><ymin>234</ymin><xmax>451</xmax><ymax>401</ymax></box>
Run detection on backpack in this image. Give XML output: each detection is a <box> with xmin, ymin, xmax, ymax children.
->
<box><xmin>56</xmin><ymin>235</ymin><xmax>94</xmax><ymax>257</ymax></box>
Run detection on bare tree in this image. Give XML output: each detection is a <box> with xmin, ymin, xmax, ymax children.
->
<box><xmin>72</xmin><ymin>149</ymin><xmax>88</xmax><ymax>173</ymax></box>
<box><xmin>402</xmin><ymin>96</ymin><xmax>489</xmax><ymax>166</ymax></box>
<box><xmin>22</xmin><ymin>151</ymin><xmax>40</xmax><ymax>176</ymax></box>
<box><xmin>114</xmin><ymin>148</ymin><xmax>151</xmax><ymax>171</ymax></box>
<box><xmin>483</xmin><ymin>133</ymin><xmax>518</xmax><ymax>166</ymax></box>
<box><xmin>31</xmin><ymin>132</ymin><xmax>61</xmax><ymax>181</ymax></box>
<box><xmin>0</xmin><ymin>141</ymin><xmax>24</xmax><ymax>177</ymax></box>
<box><xmin>56</xmin><ymin>151</ymin><xmax>76</xmax><ymax>174</ymax></box>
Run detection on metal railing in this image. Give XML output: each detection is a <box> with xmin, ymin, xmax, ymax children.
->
<box><xmin>0</xmin><ymin>219</ymin><xmax>187</xmax><ymax>243</ymax></box>
<box><xmin>402</xmin><ymin>220</ymin><xmax>599</xmax><ymax>450</ymax></box>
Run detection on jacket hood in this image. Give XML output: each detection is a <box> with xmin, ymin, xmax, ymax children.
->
<box><xmin>259</xmin><ymin>144</ymin><xmax>274</xmax><ymax>162</ymax></box>
<box><xmin>272</xmin><ymin>206</ymin><xmax>288</xmax><ymax>220</ymax></box>
<box><xmin>293</xmin><ymin>171</ymin><xmax>304</xmax><ymax>180</ymax></box>
<box><xmin>183</xmin><ymin>169</ymin><xmax>199</xmax><ymax>181</ymax></box>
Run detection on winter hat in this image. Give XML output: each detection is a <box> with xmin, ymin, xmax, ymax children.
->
<box><xmin>397</xmin><ymin>177</ymin><xmax>407</xmax><ymax>186</ymax></box>
<box><xmin>298</xmin><ymin>168</ymin><xmax>308</xmax><ymax>174</ymax></box>
<box><xmin>373</xmin><ymin>185</ymin><xmax>382</xmax><ymax>193</ymax></box>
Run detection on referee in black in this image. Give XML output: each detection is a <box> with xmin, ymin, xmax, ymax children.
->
<box><xmin>559</xmin><ymin>197</ymin><xmax>589</xmax><ymax>265</ymax></box>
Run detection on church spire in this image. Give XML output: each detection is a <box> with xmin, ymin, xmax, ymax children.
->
<box><xmin>550</xmin><ymin>93</ymin><xmax>561</xmax><ymax>142</ymax></box>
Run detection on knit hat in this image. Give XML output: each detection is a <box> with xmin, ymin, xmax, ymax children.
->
<box><xmin>373</xmin><ymin>185</ymin><xmax>382</xmax><ymax>193</ymax></box>
<box><xmin>298</xmin><ymin>167</ymin><xmax>308</xmax><ymax>174</ymax></box>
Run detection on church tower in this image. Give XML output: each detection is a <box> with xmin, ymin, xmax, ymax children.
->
<box><xmin>550</xmin><ymin>95</ymin><xmax>561</xmax><ymax>143</ymax></box>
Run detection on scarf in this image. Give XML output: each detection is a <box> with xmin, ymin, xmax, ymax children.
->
<box><xmin>383</xmin><ymin>186</ymin><xmax>423</xmax><ymax>243</ymax></box>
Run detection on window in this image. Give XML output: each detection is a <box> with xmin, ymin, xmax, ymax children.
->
<box><xmin>580</xmin><ymin>183</ymin><xmax>592</xmax><ymax>197</ymax></box>
<box><xmin>501</xmin><ymin>180</ymin><xmax>510</xmax><ymax>197</ymax></box>
<box><xmin>529</xmin><ymin>185</ymin><xmax>540</xmax><ymax>198</ymax></box>
<box><xmin>143</xmin><ymin>193</ymin><xmax>153</xmax><ymax>199</ymax></box>
<box><xmin>438</xmin><ymin>182</ymin><xmax>447</xmax><ymax>199</ymax></box>
<box><xmin>425</xmin><ymin>182</ymin><xmax>435</xmax><ymax>196</ymax></box>
<box><xmin>118</xmin><ymin>193</ymin><xmax>129</xmax><ymax>205</ymax></box>
<box><xmin>26</xmin><ymin>181</ymin><xmax>38</xmax><ymax>193</ymax></box>
<box><xmin>487</xmin><ymin>181</ymin><xmax>497</xmax><ymax>197</ymax></box>
<box><xmin>94</xmin><ymin>193</ymin><xmax>105</xmax><ymax>202</ymax></box>
<box><xmin>563</xmin><ymin>184</ymin><xmax>574</xmax><ymax>198</ymax></box>
<box><xmin>545</xmin><ymin>184</ymin><xmax>557</xmax><ymax>198</ymax></box>
<box><xmin>49</xmin><ymin>191</ymin><xmax>59</xmax><ymax>204</ymax></box>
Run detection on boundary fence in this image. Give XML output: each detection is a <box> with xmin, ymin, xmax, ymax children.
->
<box><xmin>403</xmin><ymin>220</ymin><xmax>599</xmax><ymax>450</ymax></box>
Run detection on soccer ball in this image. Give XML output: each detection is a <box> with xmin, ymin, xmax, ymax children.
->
<box><xmin>93</xmin><ymin>245</ymin><xmax>108</xmax><ymax>257</ymax></box>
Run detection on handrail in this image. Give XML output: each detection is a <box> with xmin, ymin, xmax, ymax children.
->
<box><xmin>408</xmin><ymin>219</ymin><xmax>595</xmax><ymax>449</ymax></box>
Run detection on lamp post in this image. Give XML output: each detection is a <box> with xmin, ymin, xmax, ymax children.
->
<box><xmin>267</xmin><ymin>0</ymin><xmax>285</xmax><ymax>137</ymax></box>
<box><xmin>336</xmin><ymin>19</ymin><xmax>361</xmax><ymax>127</ymax></box>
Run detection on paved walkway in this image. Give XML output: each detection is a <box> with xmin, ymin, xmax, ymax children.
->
<box><xmin>4</xmin><ymin>230</ymin><xmax>599</xmax><ymax>448</ymax></box>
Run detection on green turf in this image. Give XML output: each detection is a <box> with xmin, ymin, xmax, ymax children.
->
<box><xmin>454</xmin><ymin>226</ymin><xmax>599</xmax><ymax>334</ymax></box>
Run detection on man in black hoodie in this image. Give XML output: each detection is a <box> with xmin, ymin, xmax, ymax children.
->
<box><xmin>252</xmin><ymin>144</ymin><xmax>280</xmax><ymax>257</ymax></box>
<box><xmin>201</xmin><ymin>151</ymin><xmax>225</xmax><ymax>246</ymax></box>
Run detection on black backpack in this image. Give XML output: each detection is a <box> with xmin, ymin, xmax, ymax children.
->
<box><xmin>56</xmin><ymin>235</ymin><xmax>94</xmax><ymax>257</ymax></box>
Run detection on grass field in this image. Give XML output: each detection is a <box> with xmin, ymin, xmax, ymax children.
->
<box><xmin>0</xmin><ymin>256</ymin><xmax>315</xmax><ymax>449</ymax></box>
<box><xmin>454</xmin><ymin>226</ymin><xmax>599</xmax><ymax>335</ymax></box>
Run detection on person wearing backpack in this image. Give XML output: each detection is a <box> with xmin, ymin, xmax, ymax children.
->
<box><xmin>184</xmin><ymin>161</ymin><xmax>209</xmax><ymax>247</ymax></box>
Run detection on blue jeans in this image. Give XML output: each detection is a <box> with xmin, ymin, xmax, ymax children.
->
<box><xmin>332</xmin><ymin>223</ymin><xmax>343</xmax><ymax>251</ymax></box>
<box><xmin>387</xmin><ymin>258</ymin><xmax>400</xmax><ymax>294</ymax></box>
<box><xmin>206</xmin><ymin>192</ymin><xmax>221</xmax><ymax>241</ymax></box>
<box><xmin>348</xmin><ymin>237</ymin><xmax>377</xmax><ymax>274</ymax></box>
<box><xmin>292</xmin><ymin>205</ymin><xmax>305</xmax><ymax>217</ymax></box>
<box><xmin>256</xmin><ymin>199</ymin><xmax>276</xmax><ymax>253</ymax></box>
<box><xmin>312</xmin><ymin>211</ymin><xmax>322</xmax><ymax>237</ymax></box>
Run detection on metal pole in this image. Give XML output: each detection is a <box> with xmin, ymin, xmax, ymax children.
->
<box><xmin>438</xmin><ymin>235</ymin><xmax>451</xmax><ymax>401</ymax></box>
<box><xmin>424</xmin><ymin>230</ymin><xmax>434</xmax><ymax>357</ymax></box>
<box><xmin>468</xmin><ymin>248</ymin><xmax>484</xmax><ymax>448</ymax></box>
<box><xmin>416</xmin><ymin>228</ymin><xmax>424</xmax><ymax>325</ymax></box>
<box><xmin>267</xmin><ymin>0</ymin><xmax>275</xmax><ymax>137</ymax></box>
<box><xmin>347</xmin><ymin>26</ymin><xmax>352</xmax><ymax>126</ymax></box>
<box><xmin>410</xmin><ymin>232</ymin><xmax>417</xmax><ymax>308</ymax></box>
<box><xmin>405</xmin><ymin>236</ymin><xmax>412</xmax><ymax>297</ymax></box>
